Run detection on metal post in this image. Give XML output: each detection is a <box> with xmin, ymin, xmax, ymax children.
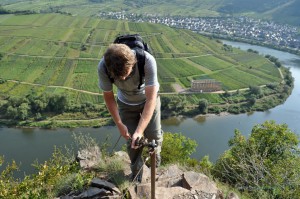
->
<box><xmin>150</xmin><ymin>149</ymin><xmax>156</xmax><ymax>199</ymax></box>
<box><xmin>135</xmin><ymin>138</ymin><xmax>157</xmax><ymax>199</ymax></box>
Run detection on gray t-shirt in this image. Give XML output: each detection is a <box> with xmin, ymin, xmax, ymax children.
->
<box><xmin>98</xmin><ymin>51</ymin><xmax>159</xmax><ymax>105</ymax></box>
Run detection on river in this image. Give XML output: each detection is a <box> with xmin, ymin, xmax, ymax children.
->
<box><xmin>1</xmin><ymin>41</ymin><xmax>300</xmax><ymax>176</ymax></box>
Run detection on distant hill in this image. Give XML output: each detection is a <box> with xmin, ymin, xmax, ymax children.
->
<box><xmin>218</xmin><ymin>0</ymin><xmax>300</xmax><ymax>26</ymax></box>
<box><xmin>1</xmin><ymin>0</ymin><xmax>299</xmax><ymax>26</ymax></box>
<box><xmin>218</xmin><ymin>0</ymin><xmax>291</xmax><ymax>13</ymax></box>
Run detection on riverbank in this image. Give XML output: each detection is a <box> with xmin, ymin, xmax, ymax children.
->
<box><xmin>0</xmin><ymin>117</ymin><xmax>112</xmax><ymax>129</ymax></box>
<box><xmin>0</xmin><ymin>77</ymin><xmax>293</xmax><ymax>129</ymax></box>
<box><xmin>0</xmin><ymin>55</ymin><xmax>294</xmax><ymax>129</ymax></box>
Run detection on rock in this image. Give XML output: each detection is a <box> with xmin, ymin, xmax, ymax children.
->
<box><xmin>76</xmin><ymin>146</ymin><xmax>102</xmax><ymax>170</ymax></box>
<box><xmin>173</xmin><ymin>191</ymin><xmax>221</xmax><ymax>199</ymax></box>
<box><xmin>156</xmin><ymin>187</ymin><xmax>190</xmax><ymax>199</ymax></box>
<box><xmin>156</xmin><ymin>164</ymin><xmax>183</xmax><ymax>187</ymax></box>
<box><xmin>141</xmin><ymin>164</ymin><xmax>151</xmax><ymax>183</ymax></box>
<box><xmin>77</xmin><ymin>187</ymin><xmax>110</xmax><ymax>198</ymax></box>
<box><xmin>182</xmin><ymin>171</ymin><xmax>218</xmax><ymax>194</ymax></box>
<box><xmin>90</xmin><ymin>178</ymin><xmax>121</xmax><ymax>195</ymax></box>
<box><xmin>136</xmin><ymin>183</ymin><xmax>189</xmax><ymax>199</ymax></box>
<box><xmin>113</xmin><ymin>151</ymin><xmax>131</xmax><ymax>176</ymax></box>
<box><xmin>127</xmin><ymin>185</ymin><xmax>138</xmax><ymax>199</ymax></box>
<box><xmin>113</xmin><ymin>151</ymin><xmax>130</xmax><ymax>163</ymax></box>
<box><xmin>70</xmin><ymin>152</ymin><xmax>226</xmax><ymax>199</ymax></box>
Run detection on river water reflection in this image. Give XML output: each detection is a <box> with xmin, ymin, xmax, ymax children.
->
<box><xmin>1</xmin><ymin>41</ymin><xmax>300</xmax><ymax>176</ymax></box>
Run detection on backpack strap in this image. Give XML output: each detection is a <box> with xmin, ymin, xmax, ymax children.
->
<box><xmin>134</xmin><ymin>48</ymin><xmax>145</xmax><ymax>89</ymax></box>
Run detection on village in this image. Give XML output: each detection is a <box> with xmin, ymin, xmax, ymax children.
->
<box><xmin>98</xmin><ymin>12</ymin><xmax>300</xmax><ymax>51</ymax></box>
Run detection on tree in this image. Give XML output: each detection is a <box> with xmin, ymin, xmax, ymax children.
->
<box><xmin>249</xmin><ymin>85</ymin><xmax>262</xmax><ymax>96</ymax></box>
<box><xmin>161</xmin><ymin>95</ymin><xmax>187</xmax><ymax>116</ymax></box>
<box><xmin>6</xmin><ymin>106</ymin><xmax>18</xmax><ymax>119</ymax></box>
<box><xmin>161</xmin><ymin>132</ymin><xmax>197</xmax><ymax>165</ymax></box>
<box><xmin>213</xmin><ymin>121</ymin><xmax>300</xmax><ymax>198</ymax></box>
<box><xmin>47</xmin><ymin>93</ymin><xmax>69</xmax><ymax>113</ymax></box>
<box><xmin>248</xmin><ymin>96</ymin><xmax>256</xmax><ymax>105</ymax></box>
<box><xmin>0</xmin><ymin>6</ymin><xmax>10</xmax><ymax>14</ymax></box>
<box><xmin>198</xmin><ymin>98</ymin><xmax>208</xmax><ymax>114</ymax></box>
<box><xmin>18</xmin><ymin>103</ymin><xmax>30</xmax><ymax>120</ymax></box>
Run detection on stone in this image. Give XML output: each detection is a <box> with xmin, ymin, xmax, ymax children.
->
<box><xmin>182</xmin><ymin>171</ymin><xmax>218</xmax><ymax>194</ymax></box>
<box><xmin>127</xmin><ymin>185</ymin><xmax>138</xmax><ymax>199</ymax></box>
<box><xmin>136</xmin><ymin>183</ymin><xmax>189</xmax><ymax>199</ymax></box>
<box><xmin>157</xmin><ymin>187</ymin><xmax>190</xmax><ymax>199</ymax></box>
<box><xmin>141</xmin><ymin>164</ymin><xmax>151</xmax><ymax>183</ymax></box>
<box><xmin>113</xmin><ymin>151</ymin><xmax>131</xmax><ymax>177</ymax></box>
<box><xmin>90</xmin><ymin>178</ymin><xmax>121</xmax><ymax>194</ymax></box>
<box><xmin>77</xmin><ymin>187</ymin><xmax>109</xmax><ymax>198</ymax></box>
<box><xmin>113</xmin><ymin>151</ymin><xmax>130</xmax><ymax>163</ymax></box>
<box><xmin>156</xmin><ymin>164</ymin><xmax>183</xmax><ymax>187</ymax></box>
<box><xmin>71</xmin><ymin>152</ymin><xmax>226</xmax><ymax>199</ymax></box>
<box><xmin>76</xmin><ymin>146</ymin><xmax>102</xmax><ymax>170</ymax></box>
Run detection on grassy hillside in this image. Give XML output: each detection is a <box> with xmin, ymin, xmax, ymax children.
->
<box><xmin>1</xmin><ymin>0</ymin><xmax>300</xmax><ymax>25</ymax></box>
<box><xmin>0</xmin><ymin>13</ymin><xmax>282</xmax><ymax>105</ymax></box>
<box><xmin>0</xmin><ymin>0</ymin><xmax>221</xmax><ymax>17</ymax></box>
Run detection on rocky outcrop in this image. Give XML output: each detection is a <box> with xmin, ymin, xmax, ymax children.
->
<box><xmin>59</xmin><ymin>149</ymin><xmax>240</xmax><ymax>199</ymax></box>
<box><xmin>76</xmin><ymin>146</ymin><xmax>102</xmax><ymax>170</ymax></box>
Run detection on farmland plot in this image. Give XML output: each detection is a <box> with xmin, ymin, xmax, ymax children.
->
<box><xmin>0</xmin><ymin>14</ymin><xmax>40</xmax><ymax>26</ymax></box>
<box><xmin>15</xmin><ymin>40</ymin><xmax>61</xmax><ymax>56</ymax></box>
<box><xmin>210</xmin><ymin>67</ymin><xmax>270</xmax><ymax>90</ymax></box>
<box><xmin>90</xmin><ymin>29</ymin><xmax>108</xmax><ymax>44</ymax></box>
<box><xmin>20</xmin><ymin>58</ymin><xmax>51</xmax><ymax>83</ymax></box>
<box><xmin>0</xmin><ymin>81</ymin><xmax>18</xmax><ymax>94</ymax></box>
<box><xmin>73</xmin><ymin>60</ymin><xmax>99</xmax><ymax>93</ymax></box>
<box><xmin>0</xmin><ymin>56</ymin><xmax>37</xmax><ymax>81</ymax></box>
<box><xmin>96</xmin><ymin>20</ymin><xmax>119</xmax><ymax>30</ymax></box>
<box><xmin>83</xmin><ymin>18</ymin><xmax>99</xmax><ymax>28</ymax></box>
<box><xmin>158</xmin><ymin>59</ymin><xmax>203</xmax><ymax>78</ymax></box>
<box><xmin>189</xmin><ymin>55</ymin><xmax>234</xmax><ymax>71</ymax></box>
<box><xmin>33</xmin><ymin>58</ymin><xmax>63</xmax><ymax>85</ymax></box>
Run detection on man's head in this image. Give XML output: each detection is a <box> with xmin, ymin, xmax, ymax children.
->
<box><xmin>104</xmin><ymin>44</ymin><xmax>136</xmax><ymax>80</ymax></box>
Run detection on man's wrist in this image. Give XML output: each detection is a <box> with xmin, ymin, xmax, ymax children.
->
<box><xmin>134</xmin><ymin>131</ymin><xmax>143</xmax><ymax>137</ymax></box>
<box><xmin>115</xmin><ymin>120</ymin><xmax>123</xmax><ymax>126</ymax></box>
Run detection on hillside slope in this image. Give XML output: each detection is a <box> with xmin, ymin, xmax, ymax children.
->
<box><xmin>0</xmin><ymin>13</ymin><xmax>282</xmax><ymax>104</ymax></box>
<box><xmin>1</xmin><ymin>0</ymin><xmax>300</xmax><ymax>25</ymax></box>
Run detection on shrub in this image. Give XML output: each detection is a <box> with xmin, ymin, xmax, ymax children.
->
<box><xmin>198</xmin><ymin>98</ymin><xmax>208</xmax><ymax>114</ymax></box>
<box><xmin>213</xmin><ymin>121</ymin><xmax>300</xmax><ymax>199</ymax></box>
<box><xmin>161</xmin><ymin>132</ymin><xmax>197</xmax><ymax>165</ymax></box>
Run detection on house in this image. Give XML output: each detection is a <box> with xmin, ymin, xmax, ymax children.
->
<box><xmin>191</xmin><ymin>79</ymin><xmax>222</xmax><ymax>92</ymax></box>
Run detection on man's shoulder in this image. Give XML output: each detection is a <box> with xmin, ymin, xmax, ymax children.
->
<box><xmin>97</xmin><ymin>58</ymin><xmax>105</xmax><ymax>71</ymax></box>
<box><xmin>144</xmin><ymin>50</ymin><xmax>153</xmax><ymax>58</ymax></box>
<box><xmin>144</xmin><ymin>51</ymin><xmax>156</xmax><ymax>68</ymax></box>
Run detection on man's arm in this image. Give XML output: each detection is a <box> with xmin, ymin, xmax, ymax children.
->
<box><xmin>131</xmin><ymin>85</ymin><xmax>158</xmax><ymax>148</ymax></box>
<box><xmin>103</xmin><ymin>91</ymin><xmax>130</xmax><ymax>140</ymax></box>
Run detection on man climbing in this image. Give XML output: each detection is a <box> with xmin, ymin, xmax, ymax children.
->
<box><xmin>97</xmin><ymin>41</ymin><xmax>163</xmax><ymax>182</ymax></box>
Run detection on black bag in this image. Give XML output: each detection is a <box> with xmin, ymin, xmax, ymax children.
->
<box><xmin>105</xmin><ymin>34</ymin><xmax>152</xmax><ymax>89</ymax></box>
<box><xmin>113</xmin><ymin>34</ymin><xmax>151</xmax><ymax>54</ymax></box>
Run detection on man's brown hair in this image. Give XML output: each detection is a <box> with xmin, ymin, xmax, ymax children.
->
<box><xmin>104</xmin><ymin>44</ymin><xmax>136</xmax><ymax>79</ymax></box>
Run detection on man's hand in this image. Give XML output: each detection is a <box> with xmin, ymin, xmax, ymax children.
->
<box><xmin>131</xmin><ymin>131</ymin><xmax>143</xmax><ymax>149</ymax></box>
<box><xmin>117</xmin><ymin>122</ymin><xmax>131</xmax><ymax>140</ymax></box>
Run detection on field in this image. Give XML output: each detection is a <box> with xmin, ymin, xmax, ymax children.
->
<box><xmin>2</xmin><ymin>0</ymin><xmax>299</xmax><ymax>26</ymax></box>
<box><xmin>0</xmin><ymin>13</ymin><xmax>283</xmax><ymax>104</ymax></box>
